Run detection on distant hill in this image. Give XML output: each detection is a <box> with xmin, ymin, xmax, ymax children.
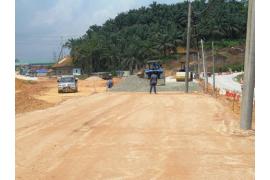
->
<box><xmin>65</xmin><ymin>0</ymin><xmax>248</xmax><ymax>74</ymax></box>
<box><xmin>15</xmin><ymin>59</ymin><xmax>55</xmax><ymax>65</ymax></box>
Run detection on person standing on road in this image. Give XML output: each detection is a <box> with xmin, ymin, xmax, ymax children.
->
<box><xmin>107</xmin><ymin>78</ymin><xmax>113</xmax><ymax>88</ymax></box>
<box><xmin>150</xmin><ymin>72</ymin><xmax>158</xmax><ymax>94</ymax></box>
<box><xmin>106</xmin><ymin>74</ymin><xmax>113</xmax><ymax>91</ymax></box>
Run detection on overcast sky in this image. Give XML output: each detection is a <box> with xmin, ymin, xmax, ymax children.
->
<box><xmin>16</xmin><ymin>0</ymin><xmax>184</xmax><ymax>62</ymax></box>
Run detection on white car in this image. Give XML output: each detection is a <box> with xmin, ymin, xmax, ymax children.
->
<box><xmin>57</xmin><ymin>75</ymin><xmax>78</xmax><ymax>93</ymax></box>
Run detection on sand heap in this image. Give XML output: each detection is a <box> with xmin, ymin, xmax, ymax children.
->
<box><xmin>85</xmin><ymin>76</ymin><xmax>103</xmax><ymax>81</ymax></box>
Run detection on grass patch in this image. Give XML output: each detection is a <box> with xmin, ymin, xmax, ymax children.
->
<box><xmin>160</xmin><ymin>54</ymin><xmax>179</xmax><ymax>63</ymax></box>
<box><xmin>218</xmin><ymin>64</ymin><xmax>244</xmax><ymax>73</ymax></box>
<box><xmin>204</xmin><ymin>39</ymin><xmax>245</xmax><ymax>49</ymax></box>
<box><xmin>234</xmin><ymin>73</ymin><xmax>244</xmax><ymax>83</ymax></box>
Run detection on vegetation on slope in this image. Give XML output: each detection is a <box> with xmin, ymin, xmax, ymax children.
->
<box><xmin>65</xmin><ymin>0</ymin><xmax>248</xmax><ymax>74</ymax></box>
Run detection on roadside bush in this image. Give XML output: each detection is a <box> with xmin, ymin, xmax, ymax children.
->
<box><xmin>230</xmin><ymin>64</ymin><xmax>244</xmax><ymax>72</ymax></box>
<box><xmin>160</xmin><ymin>54</ymin><xmax>178</xmax><ymax>63</ymax></box>
<box><xmin>204</xmin><ymin>39</ymin><xmax>245</xmax><ymax>49</ymax></box>
<box><xmin>235</xmin><ymin>73</ymin><xmax>244</xmax><ymax>83</ymax></box>
<box><xmin>110</xmin><ymin>71</ymin><xmax>117</xmax><ymax>77</ymax></box>
<box><xmin>218</xmin><ymin>64</ymin><xmax>244</xmax><ymax>72</ymax></box>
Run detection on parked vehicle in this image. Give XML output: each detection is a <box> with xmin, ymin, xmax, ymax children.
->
<box><xmin>57</xmin><ymin>75</ymin><xmax>78</xmax><ymax>93</ymax></box>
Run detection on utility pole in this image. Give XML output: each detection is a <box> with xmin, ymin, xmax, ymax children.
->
<box><xmin>212</xmin><ymin>41</ymin><xmax>216</xmax><ymax>95</ymax></box>
<box><xmin>185</xmin><ymin>1</ymin><xmax>191</xmax><ymax>93</ymax></box>
<box><xmin>201</xmin><ymin>39</ymin><xmax>208</xmax><ymax>92</ymax></box>
<box><xmin>240</xmin><ymin>0</ymin><xmax>255</xmax><ymax>130</ymax></box>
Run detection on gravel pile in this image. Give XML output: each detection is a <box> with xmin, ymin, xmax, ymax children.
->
<box><xmin>85</xmin><ymin>76</ymin><xmax>103</xmax><ymax>81</ymax></box>
<box><xmin>110</xmin><ymin>75</ymin><xmax>149</xmax><ymax>92</ymax></box>
<box><xmin>110</xmin><ymin>75</ymin><xmax>201</xmax><ymax>92</ymax></box>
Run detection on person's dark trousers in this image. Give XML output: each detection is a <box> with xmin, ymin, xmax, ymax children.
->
<box><xmin>150</xmin><ymin>84</ymin><xmax>157</xmax><ymax>94</ymax></box>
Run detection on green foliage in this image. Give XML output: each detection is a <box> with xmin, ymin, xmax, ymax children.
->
<box><xmin>235</xmin><ymin>73</ymin><xmax>244</xmax><ymax>83</ymax></box>
<box><xmin>219</xmin><ymin>39</ymin><xmax>245</xmax><ymax>48</ymax></box>
<box><xmin>66</xmin><ymin>0</ymin><xmax>248</xmax><ymax>74</ymax></box>
<box><xmin>160</xmin><ymin>54</ymin><xmax>179</xmax><ymax>62</ymax></box>
<box><xmin>218</xmin><ymin>63</ymin><xmax>244</xmax><ymax>72</ymax></box>
<box><xmin>204</xmin><ymin>39</ymin><xmax>245</xmax><ymax>49</ymax></box>
<box><xmin>230</xmin><ymin>64</ymin><xmax>244</xmax><ymax>72</ymax></box>
<box><xmin>109</xmin><ymin>70</ymin><xmax>118</xmax><ymax>77</ymax></box>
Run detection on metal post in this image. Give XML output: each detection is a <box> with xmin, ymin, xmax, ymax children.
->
<box><xmin>212</xmin><ymin>41</ymin><xmax>216</xmax><ymax>95</ymax></box>
<box><xmin>201</xmin><ymin>39</ymin><xmax>207</xmax><ymax>92</ymax></box>
<box><xmin>197</xmin><ymin>52</ymin><xmax>200</xmax><ymax>78</ymax></box>
<box><xmin>240</xmin><ymin>0</ymin><xmax>255</xmax><ymax>130</ymax></box>
<box><xmin>185</xmin><ymin>1</ymin><xmax>191</xmax><ymax>93</ymax></box>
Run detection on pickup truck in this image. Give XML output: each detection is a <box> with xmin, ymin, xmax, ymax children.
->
<box><xmin>57</xmin><ymin>75</ymin><xmax>78</xmax><ymax>93</ymax></box>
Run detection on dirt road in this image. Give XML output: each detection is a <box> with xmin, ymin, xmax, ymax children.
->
<box><xmin>16</xmin><ymin>92</ymin><xmax>254</xmax><ymax>180</ymax></box>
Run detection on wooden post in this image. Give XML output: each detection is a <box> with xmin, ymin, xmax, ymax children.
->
<box><xmin>232</xmin><ymin>93</ymin><xmax>236</xmax><ymax>112</ymax></box>
<box><xmin>201</xmin><ymin>39</ymin><xmax>207</xmax><ymax>92</ymax></box>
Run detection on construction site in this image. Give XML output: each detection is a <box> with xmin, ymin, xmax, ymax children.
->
<box><xmin>16</xmin><ymin>59</ymin><xmax>255</xmax><ymax>180</ymax></box>
<box><xmin>15</xmin><ymin>0</ymin><xmax>255</xmax><ymax>179</ymax></box>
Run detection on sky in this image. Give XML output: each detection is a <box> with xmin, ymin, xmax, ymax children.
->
<box><xmin>16</xmin><ymin>0</ymin><xmax>184</xmax><ymax>63</ymax></box>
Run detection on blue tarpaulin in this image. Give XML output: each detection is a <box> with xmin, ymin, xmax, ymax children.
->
<box><xmin>36</xmin><ymin>69</ymin><xmax>48</xmax><ymax>73</ymax></box>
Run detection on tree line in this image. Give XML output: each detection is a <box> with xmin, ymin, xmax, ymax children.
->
<box><xmin>65</xmin><ymin>0</ymin><xmax>248</xmax><ymax>74</ymax></box>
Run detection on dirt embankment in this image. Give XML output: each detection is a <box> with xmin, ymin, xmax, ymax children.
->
<box><xmin>15</xmin><ymin>77</ymin><xmax>121</xmax><ymax>114</ymax></box>
<box><xmin>162</xmin><ymin>46</ymin><xmax>245</xmax><ymax>77</ymax></box>
<box><xmin>16</xmin><ymin>78</ymin><xmax>53</xmax><ymax>113</ymax></box>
